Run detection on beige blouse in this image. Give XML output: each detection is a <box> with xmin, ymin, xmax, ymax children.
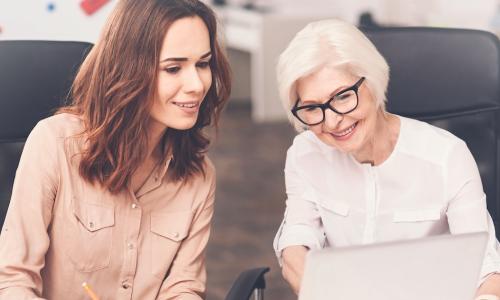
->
<box><xmin>0</xmin><ymin>113</ymin><xmax>216</xmax><ymax>300</ymax></box>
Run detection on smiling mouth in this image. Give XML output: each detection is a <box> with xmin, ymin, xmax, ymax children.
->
<box><xmin>172</xmin><ymin>101</ymin><xmax>198</xmax><ymax>108</ymax></box>
<box><xmin>331</xmin><ymin>121</ymin><xmax>358</xmax><ymax>137</ymax></box>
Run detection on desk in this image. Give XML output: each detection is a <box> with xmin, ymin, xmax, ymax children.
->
<box><xmin>214</xmin><ymin>6</ymin><xmax>334</xmax><ymax>122</ymax></box>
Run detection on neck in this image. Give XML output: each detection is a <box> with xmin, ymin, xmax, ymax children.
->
<box><xmin>352</xmin><ymin>110</ymin><xmax>399</xmax><ymax>166</ymax></box>
<box><xmin>146</xmin><ymin>119</ymin><xmax>168</xmax><ymax>162</ymax></box>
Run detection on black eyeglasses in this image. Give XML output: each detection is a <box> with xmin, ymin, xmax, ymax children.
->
<box><xmin>291</xmin><ymin>77</ymin><xmax>365</xmax><ymax>126</ymax></box>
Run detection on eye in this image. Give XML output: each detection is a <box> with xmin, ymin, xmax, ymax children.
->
<box><xmin>335</xmin><ymin>90</ymin><xmax>355</xmax><ymax>101</ymax></box>
<box><xmin>304</xmin><ymin>106</ymin><xmax>318</xmax><ymax>112</ymax></box>
<box><xmin>196</xmin><ymin>61</ymin><xmax>210</xmax><ymax>69</ymax></box>
<box><xmin>164</xmin><ymin>66</ymin><xmax>180</xmax><ymax>74</ymax></box>
<box><xmin>298</xmin><ymin>105</ymin><xmax>319</xmax><ymax>112</ymax></box>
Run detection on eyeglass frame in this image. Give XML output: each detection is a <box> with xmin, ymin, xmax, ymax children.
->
<box><xmin>291</xmin><ymin>77</ymin><xmax>366</xmax><ymax>126</ymax></box>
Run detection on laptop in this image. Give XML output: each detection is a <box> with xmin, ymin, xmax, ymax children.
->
<box><xmin>299</xmin><ymin>232</ymin><xmax>488</xmax><ymax>300</ymax></box>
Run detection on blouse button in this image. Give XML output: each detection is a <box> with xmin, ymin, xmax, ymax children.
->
<box><xmin>131</xmin><ymin>203</ymin><xmax>137</xmax><ymax>209</ymax></box>
<box><xmin>88</xmin><ymin>222</ymin><xmax>94</xmax><ymax>229</ymax></box>
<box><xmin>121</xmin><ymin>281</ymin><xmax>131</xmax><ymax>289</ymax></box>
<box><xmin>172</xmin><ymin>232</ymin><xmax>179</xmax><ymax>238</ymax></box>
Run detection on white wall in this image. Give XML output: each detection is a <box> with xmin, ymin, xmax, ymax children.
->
<box><xmin>0</xmin><ymin>1</ymin><xmax>118</xmax><ymax>42</ymax></box>
<box><xmin>1</xmin><ymin>0</ymin><xmax>499</xmax><ymax>42</ymax></box>
<box><xmin>382</xmin><ymin>0</ymin><xmax>498</xmax><ymax>30</ymax></box>
<box><xmin>224</xmin><ymin>0</ymin><xmax>499</xmax><ymax>31</ymax></box>
<box><xmin>2</xmin><ymin>0</ymin><xmax>499</xmax><ymax>121</ymax></box>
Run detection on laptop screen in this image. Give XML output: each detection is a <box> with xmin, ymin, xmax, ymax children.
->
<box><xmin>299</xmin><ymin>232</ymin><xmax>488</xmax><ymax>300</ymax></box>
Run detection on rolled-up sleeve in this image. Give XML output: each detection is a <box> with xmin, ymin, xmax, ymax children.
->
<box><xmin>445</xmin><ymin>140</ymin><xmax>500</xmax><ymax>284</ymax></box>
<box><xmin>273</xmin><ymin>145</ymin><xmax>325</xmax><ymax>265</ymax></box>
<box><xmin>480</xmin><ymin>215</ymin><xmax>500</xmax><ymax>283</ymax></box>
<box><xmin>0</xmin><ymin>120</ymin><xmax>59</xmax><ymax>299</ymax></box>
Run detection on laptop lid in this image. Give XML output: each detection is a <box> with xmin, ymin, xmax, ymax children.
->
<box><xmin>299</xmin><ymin>232</ymin><xmax>489</xmax><ymax>300</ymax></box>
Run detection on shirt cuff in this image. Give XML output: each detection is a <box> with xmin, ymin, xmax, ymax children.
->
<box><xmin>478</xmin><ymin>250</ymin><xmax>500</xmax><ymax>286</ymax></box>
<box><xmin>478</xmin><ymin>234</ymin><xmax>500</xmax><ymax>285</ymax></box>
<box><xmin>273</xmin><ymin>223</ymin><xmax>324</xmax><ymax>266</ymax></box>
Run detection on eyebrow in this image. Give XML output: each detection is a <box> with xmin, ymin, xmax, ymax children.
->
<box><xmin>299</xmin><ymin>84</ymin><xmax>350</xmax><ymax>105</ymax></box>
<box><xmin>160</xmin><ymin>51</ymin><xmax>212</xmax><ymax>63</ymax></box>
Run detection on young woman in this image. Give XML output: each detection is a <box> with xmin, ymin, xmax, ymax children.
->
<box><xmin>0</xmin><ymin>0</ymin><xmax>230</xmax><ymax>299</ymax></box>
<box><xmin>273</xmin><ymin>19</ymin><xmax>500</xmax><ymax>299</ymax></box>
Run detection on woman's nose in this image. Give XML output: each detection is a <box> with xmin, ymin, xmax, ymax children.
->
<box><xmin>183</xmin><ymin>67</ymin><xmax>204</xmax><ymax>95</ymax></box>
<box><xmin>323</xmin><ymin>108</ymin><xmax>343</xmax><ymax>130</ymax></box>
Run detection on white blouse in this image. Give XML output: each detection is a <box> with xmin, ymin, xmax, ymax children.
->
<box><xmin>273</xmin><ymin>116</ymin><xmax>500</xmax><ymax>283</ymax></box>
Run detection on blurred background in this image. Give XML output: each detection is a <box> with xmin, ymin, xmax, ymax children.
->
<box><xmin>1</xmin><ymin>0</ymin><xmax>500</xmax><ymax>298</ymax></box>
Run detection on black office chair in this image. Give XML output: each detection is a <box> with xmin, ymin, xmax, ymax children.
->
<box><xmin>358</xmin><ymin>11</ymin><xmax>382</xmax><ymax>29</ymax></box>
<box><xmin>361</xmin><ymin>27</ymin><xmax>500</xmax><ymax>239</ymax></box>
<box><xmin>0</xmin><ymin>40</ymin><xmax>93</xmax><ymax>225</ymax></box>
<box><xmin>225</xmin><ymin>267</ymin><xmax>270</xmax><ymax>300</ymax></box>
<box><xmin>0</xmin><ymin>40</ymin><xmax>269</xmax><ymax>300</ymax></box>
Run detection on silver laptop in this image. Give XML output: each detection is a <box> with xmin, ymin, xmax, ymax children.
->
<box><xmin>299</xmin><ymin>232</ymin><xmax>488</xmax><ymax>300</ymax></box>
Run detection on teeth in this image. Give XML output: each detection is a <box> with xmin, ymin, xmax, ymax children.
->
<box><xmin>175</xmin><ymin>102</ymin><xmax>196</xmax><ymax>108</ymax></box>
<box><xmin>332</xmin><ymin>122</ymin><xmax>356</xmax><ymax>137</ymax></box>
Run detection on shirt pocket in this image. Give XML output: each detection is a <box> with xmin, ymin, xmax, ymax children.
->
<box><xmin>150</xmin><ymin>210</ymin><xmax>193</xmax><ymax>280</ymax></box>
<box><xmin>393</xmin><ymin>208</ymin><xmax>442</xmax><ymax>223</ymax></box>
<box><xmin>65</xmin><ymin>198</ymin><xmax>115</xmax><ymax>272</ymax></box>
<box><xmin>391</xmin><ymin>207</ymin><xmax>447</xmax><ymax>238</ymax></box>
<box><xmin>318</xmin><ymin>200</ymin><xmax>350</xmax><ymax>217</ymax></box>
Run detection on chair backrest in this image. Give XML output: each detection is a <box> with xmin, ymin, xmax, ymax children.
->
<box><xmin>0</xmin><ymin>40</ymin><xmax>93</xmax><ymax>226</ymax></box>
<box><xmin>361</xmin><ymin>27</ymin><xmax>500</xmax><ymax>238</ymax></box>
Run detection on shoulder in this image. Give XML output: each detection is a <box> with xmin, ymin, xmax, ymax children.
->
<box><xmin>285</xmin><ymin>131</ymin><xmax>349</xmax><ymax>181</ymax></box>
<box><xmin>202</xmin><ymin>155</ymin><xmax>216</xmax><ymax>183</ymax></box>
<box><xmin>185</xmin><ymin>155</ymin><xmax>216</xmax><ymax>189</ymax></box>
<box><xmin>397</xmin><ymin>116</ymin><xmax>466</xmax><ymax>164</ymax></box>
<box><xmin>38</xmin><ymin>112</ymin><xmax>84</xmax><ymax>139</ymax></box>
<box><xmin>191</xmin><ymin>155</ymin><xmax>216</xmax><ymax>207</ymax></box>
<box><xmin>24</xmin><ymin>113</ymin><xmax>88</xmax><ymax>163</ymax></box>
<box><xmin>26</xmin><ymin>113</ymin><xmax>82</xmax><ymax>148</ymax></box>
<box><xmin>288</xmin><ymin>130</ymin><xmax>334</xmax><ymax>159</ymax></box>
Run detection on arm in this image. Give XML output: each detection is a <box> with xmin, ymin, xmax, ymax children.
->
<box><xmin>444</xmin><ymin>140</ymin><xmax>500</xmax><ymax>298</ymax></box>
<box><xmin>273</xmin><ymin>145</ymin><xmax>325</xmax><ymax>295</ymax></box>
<box><xmin>0</xmin><ymin>121</ymin><xmax>59</xmax><ymax>299</ymax></box>
<box><xmin>156</xmin><ymin>165</ymin><xmax>216</xmax><ymax>300</ymax></box>
<box><xmin>475</xmin><ymin>273</ymin><xmax>500</xmax><ymax>298</ymax></box>
<box><xmin>474</xmin><ymin>214</ymin><xmax>500</xmax><ymax>299</ymax></box>
<box><xmin>282</xmin><ymin>245</ymin><xmax>309</xmax><ymax>295</ymax></box>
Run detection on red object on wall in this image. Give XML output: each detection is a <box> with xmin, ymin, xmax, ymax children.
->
<box><xmin>80</xmin><ymin>0</ymin><xmax>110</xmax><ymax>16</ymax></box>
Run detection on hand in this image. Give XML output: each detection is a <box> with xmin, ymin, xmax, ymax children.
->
<box><xmin>475</xmin><ymin>273</ymin><xmax>500</xmax><ymax>300</ymax></box>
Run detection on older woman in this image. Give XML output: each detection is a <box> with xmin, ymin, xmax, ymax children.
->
<box><xmin>273</xmin><ymin>19</ymin><xmax>500</xmax><ymax>299</ymax></box>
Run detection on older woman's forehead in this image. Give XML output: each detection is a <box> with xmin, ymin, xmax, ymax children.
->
<box><xmin>295</xmin><ymin>66</ymin><xmax>357</xmax><ymax>101</ymax></box>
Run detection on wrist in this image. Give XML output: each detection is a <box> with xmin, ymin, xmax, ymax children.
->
<box><xmin>475</xmin><ymin>295</ymin><xmax>499</xmax><ymax>300</ymax></box>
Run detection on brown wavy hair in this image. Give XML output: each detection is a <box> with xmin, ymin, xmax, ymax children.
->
<box><xmin>58</xmin><ymin>0</ymin><xmax>231</xmax><ymax>193</ymax></box>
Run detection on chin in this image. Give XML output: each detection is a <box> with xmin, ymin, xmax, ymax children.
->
<box><xmin>319</xmin><ymin>131</ymin><xmax>362</xmax><ymax>154</ymax></box>
<box><xmin>169</xmin><ymin>118</ymin><xmax>198</xmax><ymax>130</ymax></box>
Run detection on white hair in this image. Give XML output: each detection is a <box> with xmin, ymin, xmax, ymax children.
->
<box><xmin>276</xmin><ymin>19</ymin><xmax>389</xmax><ymax>132</ymax></box>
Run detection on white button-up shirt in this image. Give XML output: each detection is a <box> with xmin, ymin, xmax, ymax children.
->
<box><xmin>273</xmin><ymin>116</ymin><xmax>500</xmax><ymax>283</ymax></box>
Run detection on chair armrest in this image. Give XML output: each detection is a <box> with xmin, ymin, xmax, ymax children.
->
<box><xmin>225</xmin><ymin>267</ymin><xmax>270</xmax><ymax>300</ymax></box>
